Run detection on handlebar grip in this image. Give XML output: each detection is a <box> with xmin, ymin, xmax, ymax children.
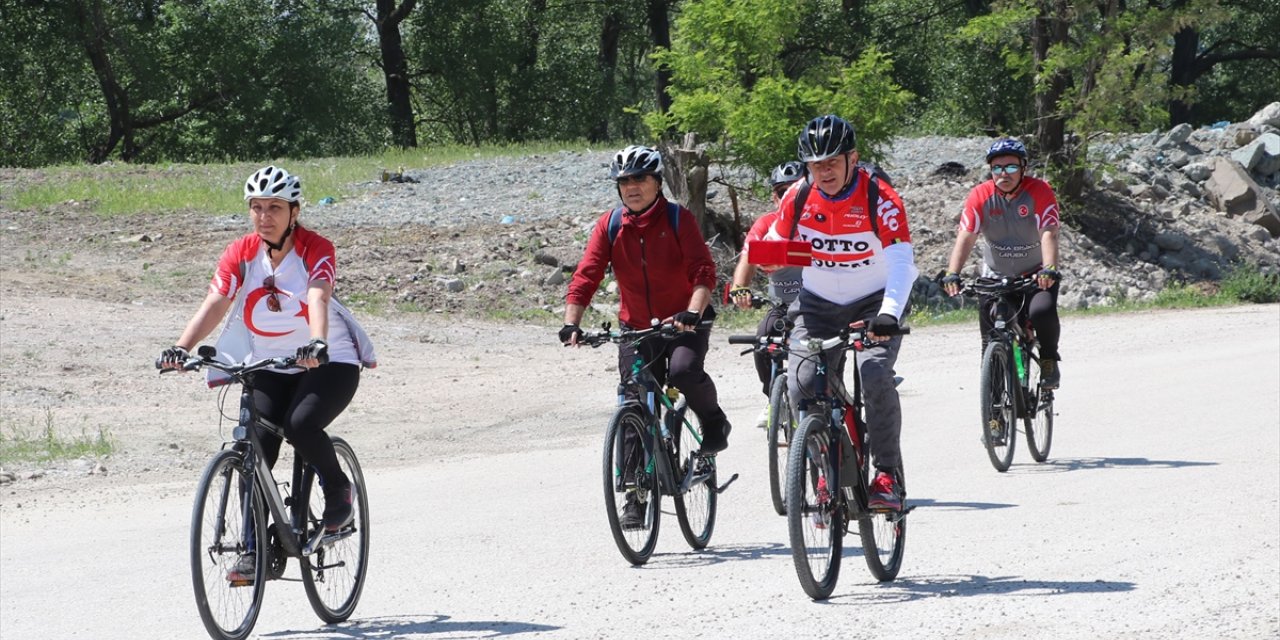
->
<box><xmin>726</xmin><ymin>335</ymin><xmax>758</xmax><ymax>345</ymax></box>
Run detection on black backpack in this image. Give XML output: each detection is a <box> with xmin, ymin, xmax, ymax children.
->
<box><xmin>787</xmin><ymin>162</ymin><xmax>892</xmax><ymax>239</ymax></box>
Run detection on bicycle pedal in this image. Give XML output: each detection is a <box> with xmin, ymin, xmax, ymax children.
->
<box><xmin>227</xmin><ymin>578</ymin><xmax>254</xmax><ymax>588</ymax></box>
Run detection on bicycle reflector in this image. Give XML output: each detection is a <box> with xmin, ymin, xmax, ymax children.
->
<box><xmin>747</xmin><ymin>239</ymin><xmax>812</xmax><ymax>267</ymax></box>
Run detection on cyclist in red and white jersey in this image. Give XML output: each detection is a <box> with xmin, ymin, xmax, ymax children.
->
<box><xmin>941</xmin><ymin>138</ymin><xmax>1062</xmax><ymax>389</ymax></box>
<box><xmin>773</xmin><ymin>115</ymin><xmax>919</xmax><ymax>511</ymax></box>
<box><xmin>728</xmin><ymin>160</ymin><xmax>805</xmax><ymax>427</ymax></box>
<box><xmin>159</xmin><ymin>166</ymin><xmax>377</xmax><ymax>577</ymax></box>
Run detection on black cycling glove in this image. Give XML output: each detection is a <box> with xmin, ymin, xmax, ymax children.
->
<box><xmin>558</xmin><ymin>324</ymin><xmax>582</xmax><ymax>345</ymax></box>
<box><xmin>1037</xmin><ymin>265</ymin><xmax>1061</xmax><ymax>283</ymax></box>
<box><xmin>868</xmin><ymin>313</ymin><xmax>899</xmax><ymax>337</ymax></box>
<box><xmin>673</xmin><ymin>310</ymin><xmax>702</xmax><ymax>328</ymax></box>
<box><xmin>295</xmin><ymin>338</ymin><xmax>329</xmax><ymax>364</ymax></box>
<box><xmin>160</xmin><ymin>345</ymin><xmax>190</xmax><ymax>368</ymax></box>
<box><xmin>940</xmin><ymin>271</ymin><xmax>963</xmax><ymax>289</ymax></box>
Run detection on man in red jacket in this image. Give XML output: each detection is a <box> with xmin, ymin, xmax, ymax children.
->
<box><xmin>561</xmin><ymin>145</ymin><xmax>731</xmax><ymax>521</ymax></box>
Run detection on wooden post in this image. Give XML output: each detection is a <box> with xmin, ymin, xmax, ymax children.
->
<box><xmin>659</xmin><ymin>133</ymin><xmax>711</xmax><ymax>235</ymax></box>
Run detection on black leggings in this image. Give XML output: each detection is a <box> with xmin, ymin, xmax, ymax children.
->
<box><xmin>617</xmin><ymin>322</ymin><xmax>724</xmax><ymax>425</ymax></box>
<box><xmin>250</xmin><ymin>363</ymin><xmax>360</xmax><ymax>491</ymax></box>
<box><xmin>979</xmin><ymin>280</ymin><xmax>1061</xmax><ymax>361</ymax></box>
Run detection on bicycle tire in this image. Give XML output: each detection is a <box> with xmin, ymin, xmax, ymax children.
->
<box><xmin>190</xmin><ymin>449</ymin><xmax>266</xmax><ymax>640</ymax></box>
<box><xmin>670</xmin><ymin>398</ymin><xmax>716</xmax><ymax>550</ymax></box>
<box><xmin>602</xmin><ymin>408</ymin><xmax>661</xmax><ymax>565</ymax></box>
<box><xmin>1024</xmin><ymin>358</ymin><xmax>1054</xmax><ymax>462</ymax></box>
<box><xmin>857</xmin><ymin>465</ymin><xmax>907</xmax><ymax>582</ymax></box>
<box><xmin>980</xmin><ymin>340</ymin><xmax>1017</xmax><ymax>472</ymax></box>
<box><xmin>299</xmin><ymin>437</ymin><xmax>370</xmax><ymax>623</ymax></box>
<box><xmin>785</xmin><ymin>414</ymin><xmax>843</xmax><ymax>600</ymax></box>
<box><xmin>767</xmin><ymin>373</ymin><xmax>793</xmax><ymax>516</ymax></box>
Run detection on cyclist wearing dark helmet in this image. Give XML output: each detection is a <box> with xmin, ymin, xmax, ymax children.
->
<box><xmin>941</xmin><ymin>137</ymin><xmax>1063</xmax><ymax>389</ymax></box>
<box><xmin>773</xmin><ymin>114</ymin><xmax>919</xmax><ymax>511</ymax></box>
<box><xmin>728</xmin><ymin>160</ymin><xmax>807</xmax><ymax>428</ymax></box>
<box><xmin>158</xmin><ymin>166</ymin><xmax>377</xmax><ymax>581</ymax></box>
<box><xmin>560</xmin><ymin>145</ymin><xmax>732</xmax><ymax>528</ymax></box>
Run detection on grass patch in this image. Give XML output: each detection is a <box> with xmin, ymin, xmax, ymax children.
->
<box><xmin>0</xmin><ymin>409</ymin><xmax>116</xmax><ymax>464</ymax></box>
<box><xmin>8</xmin><ymin>140</ymin><xmax>589</xmax><ymax>217</ymax></box>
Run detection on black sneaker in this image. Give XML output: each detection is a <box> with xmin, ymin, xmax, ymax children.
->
<box><xmin>699</xmin><ymin>416</ymin><xmax>732</xmax><ymax>455</ymax></box>
<box><xmin>619</xmin><ymin>494</ymin><xmax>645</xmax><ymax>531</ymax></box>
<box><xmin>323</xmin><ymin>480</ymin><xmax>355</xmax><ymax>532</ymax></box>
<box><xmin>1040</xmin><ymin>359</ymin><xmax>1061</xmax><ymax>390</ymax></box>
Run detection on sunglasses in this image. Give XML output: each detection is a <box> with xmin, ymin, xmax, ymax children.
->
<box><xmin>263</xmin><ymin>275</ymin><xmax>282</xmax><ymax>312</ymax></box>
<box><xmin>990</xmin><ymin>163</ymin><xmax>1022</xmax><ymax>175</ymax></box>
<box><xmin>616</xmin><ymin>174</ymin><xmax>651</xmax><ymax>185</ymax></box>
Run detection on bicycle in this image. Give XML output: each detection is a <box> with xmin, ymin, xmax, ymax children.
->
<box><xmin>785</xmin><ymin>321</ymin><xmax>911</xmax><ymax>599</ymax></box>
<box><xmin>726</xmin><ymin>293</ymin><xmax>794</xmax><ymax>516</ymax></box>
<box><xmin>158</xmin><ymin>346</ymin><xmax>370</xmax><ymax>640</ymax></box>
<box><xmin>964</xmin><ymin>275</ymin><xmax>1056</xmax><ymax>472</ymax></box>
<box><xmin>580</xmin><ymin>322</ymin><xmax>739</xmax><ymax>566</ymax></box>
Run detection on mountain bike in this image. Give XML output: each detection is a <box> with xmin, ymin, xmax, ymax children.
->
<box><xmin>581</xmin><ymin>322</ymin><xmax>740</xmax><ymax>566</ymax></box>
<box><xmin>159</xmin><ymin>347</ymin><xmax>370</xmax><ymax>640</ymax></box>
<box><xmin>726</xmin><ymin>293</ymin><xmax>794</xmax><ymax>516</ymax></box>
<box><xmin>965</xmin><ymin>275</ymin><xmax>1056</xmax><ymax>472</ymax></box>
<box><xmin>785</xmin><ymin>321</ymin><xmax>911</xmax><ymax>599</ymax></box>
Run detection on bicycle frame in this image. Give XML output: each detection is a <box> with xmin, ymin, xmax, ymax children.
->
<box><xmin>797</xmin><ymin>344</ymin><xmax>873</xmax><ymax>517</ymax></box>
<box><xmin>972</xmin><ymin>277</ymin><xmax>1044</xmax><ymax>417</ymax></box>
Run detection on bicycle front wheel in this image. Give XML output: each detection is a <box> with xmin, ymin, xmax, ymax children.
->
<box><xmin>785</xmin><ymin>414</ymin><xmax>843</xmax><ymax>600</ymax></box>
<box><xmin>766</xmin><ymin>373</ymin><xmax>794</xmax><ymax>516</ymax></box>
<box><xmin>858</xmin><ymin>466</ymin><xmax>907</xmax><ymax>582</ymax></box>
<box><xmin>603</xmin><ymin>408</ymin><xmax>661</xmax><ymax>565</ymax></box>
<box><xmin>300</xmin><ymin>437</ymin><xmax>370</xmax><ymax>623</ymax></box>
<box><xmin>190</xmin><ymin>449</ymin><xmax>266</xmax><ymax>640</ymax></box>
<box><xmin>1024</xmin><ymin>358</ymin><xmax>1055</xmax><ymax>462</ymax></box>
<box><xmin>670</xmin><ymin>399</ymin><xmax>717</xmax><ymax>550</ymax></box>
<box><xmin>980</xmin><ymin>340</ymin><xmax>1017</xmax><ymax>472</ymax></box>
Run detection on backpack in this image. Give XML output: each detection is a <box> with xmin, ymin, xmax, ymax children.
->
<box><xmin>607</xmin><ymin>201</ymin><xmax>681</xmax><ymax>244</ymax></box>
<box><xmin>787</xmin><ymin>162</ymin><xmax>892</xmax><ymax>239</ymax></box>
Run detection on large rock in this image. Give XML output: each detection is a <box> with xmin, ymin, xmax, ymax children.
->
<box><xmin>1247</xmin><ymin>102</ymin><xmax>1280</xmax><ymax>129</ymax></box>
<box><xmin>1204</xmin><ymin>157</ymin><xmax>1280</xmax><ymax>236</ymax></box>
<box><xmin>1158</xmin><ymin>123</ymin><xmax>1194</xmax><ymax>148</ymax></box>
<box><xmin>1248</xmin><ymin>133</ymin><xmax>1280</xmax><ymax>175</ymax></box>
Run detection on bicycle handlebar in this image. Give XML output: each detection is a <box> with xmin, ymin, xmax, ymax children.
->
<box><xmin>156</xmin><ymin>347</ymin><xmax>299</xmax><ymax>376</ymax></box>
<box><xmin>961</xmin><ymin>274</ymin><xmax>1041</xmax><ymax>299</ymax></box>
<box><xmin>578</xmin><ymin>320</ymin><xmax>711</xmax><ymax>348</ymax></box>
<box><xmin>808</xmin><ymin>322</ymin><xmax>911</xmax><ymax>354</ymax></box>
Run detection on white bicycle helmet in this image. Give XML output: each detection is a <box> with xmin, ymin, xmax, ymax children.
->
<box><xmin>243</xmin><ymin>166</ymin><xmax>302</xmax><ymax>202</ymax></box>
<box><xmin>609</xmin><ymin>145</ymin><xmax>664</xmax><ymax>180</ymax></box>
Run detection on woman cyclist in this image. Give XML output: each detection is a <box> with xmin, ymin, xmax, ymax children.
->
<box><xmin>159</xmin><ymin>166</ymin><xmax>377</xmax><ymax>579</ymax></box>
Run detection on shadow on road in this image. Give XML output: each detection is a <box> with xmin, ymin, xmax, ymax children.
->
<box><xmin>907</xmin><ymin>498</ymin><xmax>1017</xmax><ymax>511</ymax></box>
<box><xmin>1008</xmin><ymin>456</ymin><xmax>1217</xmax><ymax>475</ymax></box>
<box><xmin>640</xmin><ymin>542</ymin><xmax>793</xmax><ymax>569</ymax></box>
<box><xmin>823</xmin><ymin>573</ymin><xmax>1136</xmax><ymax>605</ymax></box>
<box><xmin>261</xmin><ymin>614</ymin><xmax>560</xmax><ymax>639</ymax></box>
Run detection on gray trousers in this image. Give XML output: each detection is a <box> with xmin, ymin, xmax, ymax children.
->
<box><xmin>787</xmin><ymin>288</ymin><xmax>905</xmax><ymax>469</ymax></box>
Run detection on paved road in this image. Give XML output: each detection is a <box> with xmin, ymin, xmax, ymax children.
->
<box><xmin>2</xmin><ymin>305</ymin><xmax>1277</xmax><ymax>639</ymax></box>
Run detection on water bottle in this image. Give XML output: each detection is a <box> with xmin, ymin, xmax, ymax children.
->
<box><xmin>1013</xmin><ymin>342</ymin><xmax>1028</xmax><ymax>385</ymax></box>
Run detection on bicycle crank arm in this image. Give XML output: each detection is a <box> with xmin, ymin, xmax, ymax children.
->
<box><xmin>302</xmin><ymin>525</ymin><xmax>356</xmax><ymax>556</ymax></box>
<box><xmin>715</xmin><ymin>473</ymin><xmax>740</xmax><ymax>494</ymax></box>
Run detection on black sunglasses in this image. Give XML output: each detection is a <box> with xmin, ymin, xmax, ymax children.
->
<box><xmin>263</xmin><ymin>275</ymin><xmax>281</xmax><ymax>312</ymax></box>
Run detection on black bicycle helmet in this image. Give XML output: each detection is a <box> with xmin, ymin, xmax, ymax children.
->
<box><xmin>609</xmin><ymin>145</ymin><xmax>664</xmax><ymax>180</ymax></box>
<box><xmin>769</xmin><ymin>161</ymin><xmax>805</xmax><ymax>187</ymax></box>
<box><xmin>797</xmin><ymin>115</ymin><xmax>857</xmax><ymax>162</ymax></box>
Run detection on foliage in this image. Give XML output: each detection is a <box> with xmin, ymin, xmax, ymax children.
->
<box><xmin>0</xmin><ymin>409</ymin><xmax>116</xmax><ymax>464</ymax></box>
<box><xmin>649</xmin><ymin>0</ymin><xmax>913</xmax><ymax>176</ymax></box>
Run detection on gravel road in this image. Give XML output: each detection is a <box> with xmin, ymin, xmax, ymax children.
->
<box><xmin>1</xmin><ymin>297</ymin><xmax>1276</xmax><ymax>639</ymax></box>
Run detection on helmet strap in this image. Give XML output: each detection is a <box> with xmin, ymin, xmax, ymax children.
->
<box><xmin>263</xmin><ymin>213</ymin><xmax>297</xmax><ymax>258</ymax></box>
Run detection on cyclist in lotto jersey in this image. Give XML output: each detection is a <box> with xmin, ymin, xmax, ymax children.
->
<box><xmin>773</xmin><ymin>115</ymin><xmax>919</xmax><ymax>511</ymax></box>
<box><xmin>728</xmin><ymin>160</ymin><xmax>805</xmax><ymax>428</ymax></box>
<box><xmin>559</xmin><ymin>145</ymin><xmax>731</xmax><ymax>529</ymax></box>
<box><xmin>941</xmin><ymin>138</ymin><xmax>1062</xmax><ymax>389</ymax></box>
<box><xmin>159</xmin><ymin>166</ymin><xmax>377</xmax><ymax>580</ymax></box>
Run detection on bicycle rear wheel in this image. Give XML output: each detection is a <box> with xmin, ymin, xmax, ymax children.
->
<box><xmin>190</xmin><ymin>449</ymin><xmax>266</xmax><ymax>640</ymax></box>
<box><xmin>670</xmin><ymin>398</ymin><xmax>716</xmax><ymax>550</ymax></box>
<box><xmin>603</xmin><ymin>408</ymin><xmax>661</xmax><ymax>565</ymax></box>
<box><xmin>298</xmin><ymin>437</ymin><xmax>370</xmax><ymax>623</ymax></box>
<box><xmin>1024</xmin><ymin>358</ymin><xmax>1055</xmax><ymax>462</ymax></box>
<box><xmin>857</xmin><ymin>466</ymin><xmax>907</xmax><ymax>582</ymax></box>
<box><xmin>766</xmin><ymin>373</ymin><xmax>794</xmax><ymax>516</ymax></box>
<box><xmin>980</xmin><ymin>341</ymin><xmax>1017</xmax><ymax>472</ymax></box>
<box><xmin>785</xmin><ymin>414</ymin><xmax>843</xmax><ymax>600</ymax></box>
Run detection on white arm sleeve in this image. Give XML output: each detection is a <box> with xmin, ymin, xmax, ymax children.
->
<box><xmin>878</xmin><ymin>242</ymin><xmax>919</xmax><ymax>319</ymax></box>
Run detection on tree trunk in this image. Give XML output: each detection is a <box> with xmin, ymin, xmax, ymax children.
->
<box><xmin>376</xmin><ymin>0</ymin><xmax>417</xmax><ymax>148</ymax></box>
<box><xmin>1168</xmin><ymin>26</ymin><xmax>1198</xmax><ymax>127</ymax></box>
<box><xmin>647</xmin><ymin>0</ymin><xmax>673</xmax><ymax>117</ymax></box>
<box><xmin>1032</xmin><ymin>0</ymin><xmax>1082</xmax><ymax>197</ymax></box>
<box><xmin>590</xmin><ymin>8</ymin><xmax>622</xmax><ymax>142</ymax></box>
<box><xmin>660</xmin><ymin>133</ymin><xmax>711</xmax><ymax>236</ymax></box>
<box><xmin>74</xmin><ymin>0</ymin><xmax>133</xmax><ymax>162</ymax></box>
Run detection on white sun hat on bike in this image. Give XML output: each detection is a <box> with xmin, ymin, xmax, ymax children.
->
<box><xmin>244</xmin><ymin>165</ymin><xmax>302</xmax><ymax>202</ymax></box>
